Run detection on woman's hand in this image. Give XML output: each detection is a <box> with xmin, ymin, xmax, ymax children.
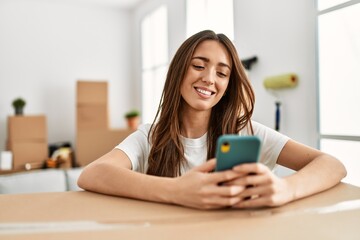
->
<box><xmin>171</xmin><ymin>159</ymin><xmax>245</xmax><ymax>210</ymax></box>
<box><xmin>224</xmin><ymin>163</ymin><xmax>295</xmax><ymax>208</ymax></box>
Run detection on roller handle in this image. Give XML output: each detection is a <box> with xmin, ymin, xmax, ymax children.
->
<box><xmin>241</xmin><ymin>56</ymin><xmax>258</xmax><ymax>70</ymax></box>
<box><xmin>275</xmin><ymin>102</ymin><xmax>281</xmax><ymax>131</ymax></box>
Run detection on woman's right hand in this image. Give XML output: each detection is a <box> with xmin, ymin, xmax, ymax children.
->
<box><xmin>170</xmin><ymin>159</ymin><xmax>245</xmax><ymax>209</ymax></box>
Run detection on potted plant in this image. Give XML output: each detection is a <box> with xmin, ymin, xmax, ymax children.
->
<box><xmin>124</xmin><ymin>109</ymin><xmax>140</xmax><ymax>130</ymax></box>
<box><xmin>12</xmin><ymin>98</ymin><xmax>26</xmax><ymax>115</ymax></box>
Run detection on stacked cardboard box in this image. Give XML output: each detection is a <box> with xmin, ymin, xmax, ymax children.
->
<box><xmin>7</xmin><ymin>115</ymin><xmax>48</xmax><ymax>170</ymax></box>
<box><xmin>76</xmin><ymin>81</ymin><xmax>134</xmax><ymax>166</ymax></box>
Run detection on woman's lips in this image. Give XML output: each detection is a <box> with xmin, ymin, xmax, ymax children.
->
<box><xmin>194</xmin><ymin>87</ymin><xmax>215</xmax><ymax>96</ymax></box>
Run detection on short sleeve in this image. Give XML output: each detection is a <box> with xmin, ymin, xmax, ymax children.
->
<box><xmin>239</xmin><ymin>121</ymin><xmax>290</xmax><ymax>170</ymax></box>
<box><xmin>115</xmin><ymin>124</ymin><xmax>151</xmax><ymax>173</ymax></box>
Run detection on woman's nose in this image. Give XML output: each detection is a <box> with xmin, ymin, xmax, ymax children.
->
<box><xmin>201</xmin><ymin>70</ymin><xmax>215</xmax><ymax>85</ymax></box>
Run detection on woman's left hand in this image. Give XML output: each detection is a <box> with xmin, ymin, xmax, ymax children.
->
<box><xmin>223</xmin><ymin>163</ymin><xmax>295</xmax><ymax>208</ymax></box>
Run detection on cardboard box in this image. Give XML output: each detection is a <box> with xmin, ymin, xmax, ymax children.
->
<box><xmin>0</xmin><ymin>183</ymin><xmax>359</xmax><ymax>239</ymax></box>
<box><xmin>77</xmin><ymin>104</ymin><xmax>108</xmax><ymax>131</ymax></box>
<box><xmin>8</xmin><ymin>140</ymin><xmax>48</xmax><ymax>170</ymax></box>
<box><xmin>77</xmin><ymin>81</ymin><xmax>108</xmax><ymax>105</ymax></box>
<box><xmin>76</xmin><ymin>129</ymin><xmax>134</xmax><ymax>166</ymax></box>
<box><xmin>7</xmin><ymin>115</ymin><xmax>47</xmax><ymax>141</ymax></box>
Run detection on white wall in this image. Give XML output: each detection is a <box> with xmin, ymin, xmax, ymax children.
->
<box><xmin>234</xmin><ymin>0</ymin><xmax>318</xmax><ymax>147</ymax></box>
<box><xmin>0</xmin><ymin>0</ymin><xmax>318</xmax><ymax>157</ymax></box>
<box><xmin>132</xmin><ymin>0</ymin><xmax>317</xmax><ymax>148</ymax></box>
<box><xmin>0</xmin><ymin>0</ymin><xmax>133</xmax><ymax>151</ymax></box>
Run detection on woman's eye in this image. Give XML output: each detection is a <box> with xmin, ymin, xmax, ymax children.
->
<box><xmin>218</xmin><ymin>72</ymin><xmax>227</xmax><ymax>78</ymax></box>
<box><xmin>193</xmin><ymin>65</ymin><xmax>204</xmax><ymax>70</ymax></box>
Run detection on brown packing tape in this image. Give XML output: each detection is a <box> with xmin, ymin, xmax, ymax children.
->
<box><xmin>263</xmin><ymin>73</ymin><xmax>298</xmax><ymax>89</ymax></box>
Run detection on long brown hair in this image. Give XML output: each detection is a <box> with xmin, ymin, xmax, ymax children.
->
<box><xmin>147</xmin><ymin>30</ymin><xmax>255</xmax><ymax>177</ymax></box>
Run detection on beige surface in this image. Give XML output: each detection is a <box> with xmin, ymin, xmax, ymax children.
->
<box><xmin>76</xmin><ymin>104</ymin><xmax>108</xmax><ymax>131</ymax></box>
<box><xmin>8</xmin><ymin>141</ymin><xmax>48</xmax><ymax>170</ymax></box>
<box><xmin>0</xmin><ymin>183</ymin><xmax>360</xmax><ymax>239</ymax></box>
<box><xmin>76</xmin><ymin>129</ymin><xmax>134</xmax><ymax>166</ymax></box>
<box><xmin>75</xmin><ymin>80</ymin><xmax>134</xmax><ymax>166</ymax></box>
<box><xmin>7</xmin><ymin>115</ymin><xmax>47</xmax><ymax>141</ymax></box>
<box><xmin>6</xmin><ymin>115</ymin><xmax>48</xmax><ymax>170</ymax></box>
<box><xmin>76</xmin><ymin>81</ymin><xmax>108</xmax><ymax>105</ymax></box>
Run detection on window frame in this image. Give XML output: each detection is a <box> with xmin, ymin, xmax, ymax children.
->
<box><xmin>316</xmin><ymin>0</ymin><xmax>360</xmax><ymax>186</ymax></box>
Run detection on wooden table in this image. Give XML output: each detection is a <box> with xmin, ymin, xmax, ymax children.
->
<box><xmin>1</xmin><ymin>183</ymin><xmax>360</xmax><ymax>239</ymax></box>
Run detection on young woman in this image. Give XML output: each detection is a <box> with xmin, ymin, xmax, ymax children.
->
<box><xmin>78</xmin><ymin>30</ymin><xmax>346</xmax><ymax>210</ymax></box>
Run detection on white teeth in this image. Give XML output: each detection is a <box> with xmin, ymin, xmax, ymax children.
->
<box><xmin>196</xmin><ymin>88</ymin><xmax>212</xmax><ymax>96</ymax></box>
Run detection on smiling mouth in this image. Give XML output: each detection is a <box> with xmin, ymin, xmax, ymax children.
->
<box><xmin>195</xmin><ymin>87</ymin><xmax>215</xmax><ymax>96</ymax></box>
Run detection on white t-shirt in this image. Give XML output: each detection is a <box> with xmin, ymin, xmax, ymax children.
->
<box><xmin>115</xmin><ymin>121</ymin><xmax>290</xmax><ymax>174</ymax></box>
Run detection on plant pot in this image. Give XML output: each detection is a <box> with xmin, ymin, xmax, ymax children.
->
<box><xmin>15</xmin><ymin>107</ymin><xmax>24</xmax><ymax>115</ymax></box>
<box><xmin>126</xmin><ymin>116</ymin><xmax>139</xmax><ymax>130</ymax></box>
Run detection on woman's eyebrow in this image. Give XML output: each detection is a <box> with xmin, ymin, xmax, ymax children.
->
<box><xmin>192</xmin><ymin>56</ymin><xmax>209</xmax><ymax>62</ymax></box>
<box><xmin>192</xmin><ymin>56</ymin><xmax>231</xmax><ymax>70</ymax></box>
<box><xmin>218</xmin><ymin>62</ymin><xmax>231</xmax><ymax>70</ymax></box>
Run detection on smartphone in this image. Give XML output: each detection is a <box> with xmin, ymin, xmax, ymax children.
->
<box><xmin>215</xmin><ymin>135</ymin><xmax>261</xmax><ymax>171</ymax></box>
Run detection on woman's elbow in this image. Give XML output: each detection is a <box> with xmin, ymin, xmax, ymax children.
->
<box><xmin>339</xmin><ymin>161</ymin><xmax>347</xmax><ymax>179</ymax></box>
<box><xmin>77</xmin><ymin>165</ymin><xmax>95</xmax><ymax>191</ymax></box>
<box><xmin>330</xmin><ymin>154</ymin><xmax>347</xmax><ymax>180</ymax></box>
<box><xmin>77</xmin><ymin>169</ymin><xmax>87</xmax><ymax>190</ymax></box>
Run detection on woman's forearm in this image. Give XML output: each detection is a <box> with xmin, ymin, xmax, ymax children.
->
<box><xmin>78</xmin><ymin>161</ymin><xmax>176</xmax><ymax>204</ymax></box>
<box><xmin>284</xmin><ymin>154</ymin><xmax>347</xmax><ymax>201</ymax></box>
<box><xmin>78</xmin><ymin>158</ymin><xmax>246</xmax><ymax>210</ymax></box>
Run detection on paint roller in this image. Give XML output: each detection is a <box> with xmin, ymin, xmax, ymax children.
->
<box><xmin>263</xmin><ymin>73</ymin><xmax>298</xmax><ymax>131</ymax></box>
<box><xmin>264</xmin><ymin>73</ymin><xmax>298</xmax><ymax>89</ymax></box>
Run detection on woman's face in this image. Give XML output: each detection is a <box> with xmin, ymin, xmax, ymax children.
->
<box><xmin>180</xmin><ymin>40</ymin><xmax>232</xmax><ymax>113</ymax></box>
